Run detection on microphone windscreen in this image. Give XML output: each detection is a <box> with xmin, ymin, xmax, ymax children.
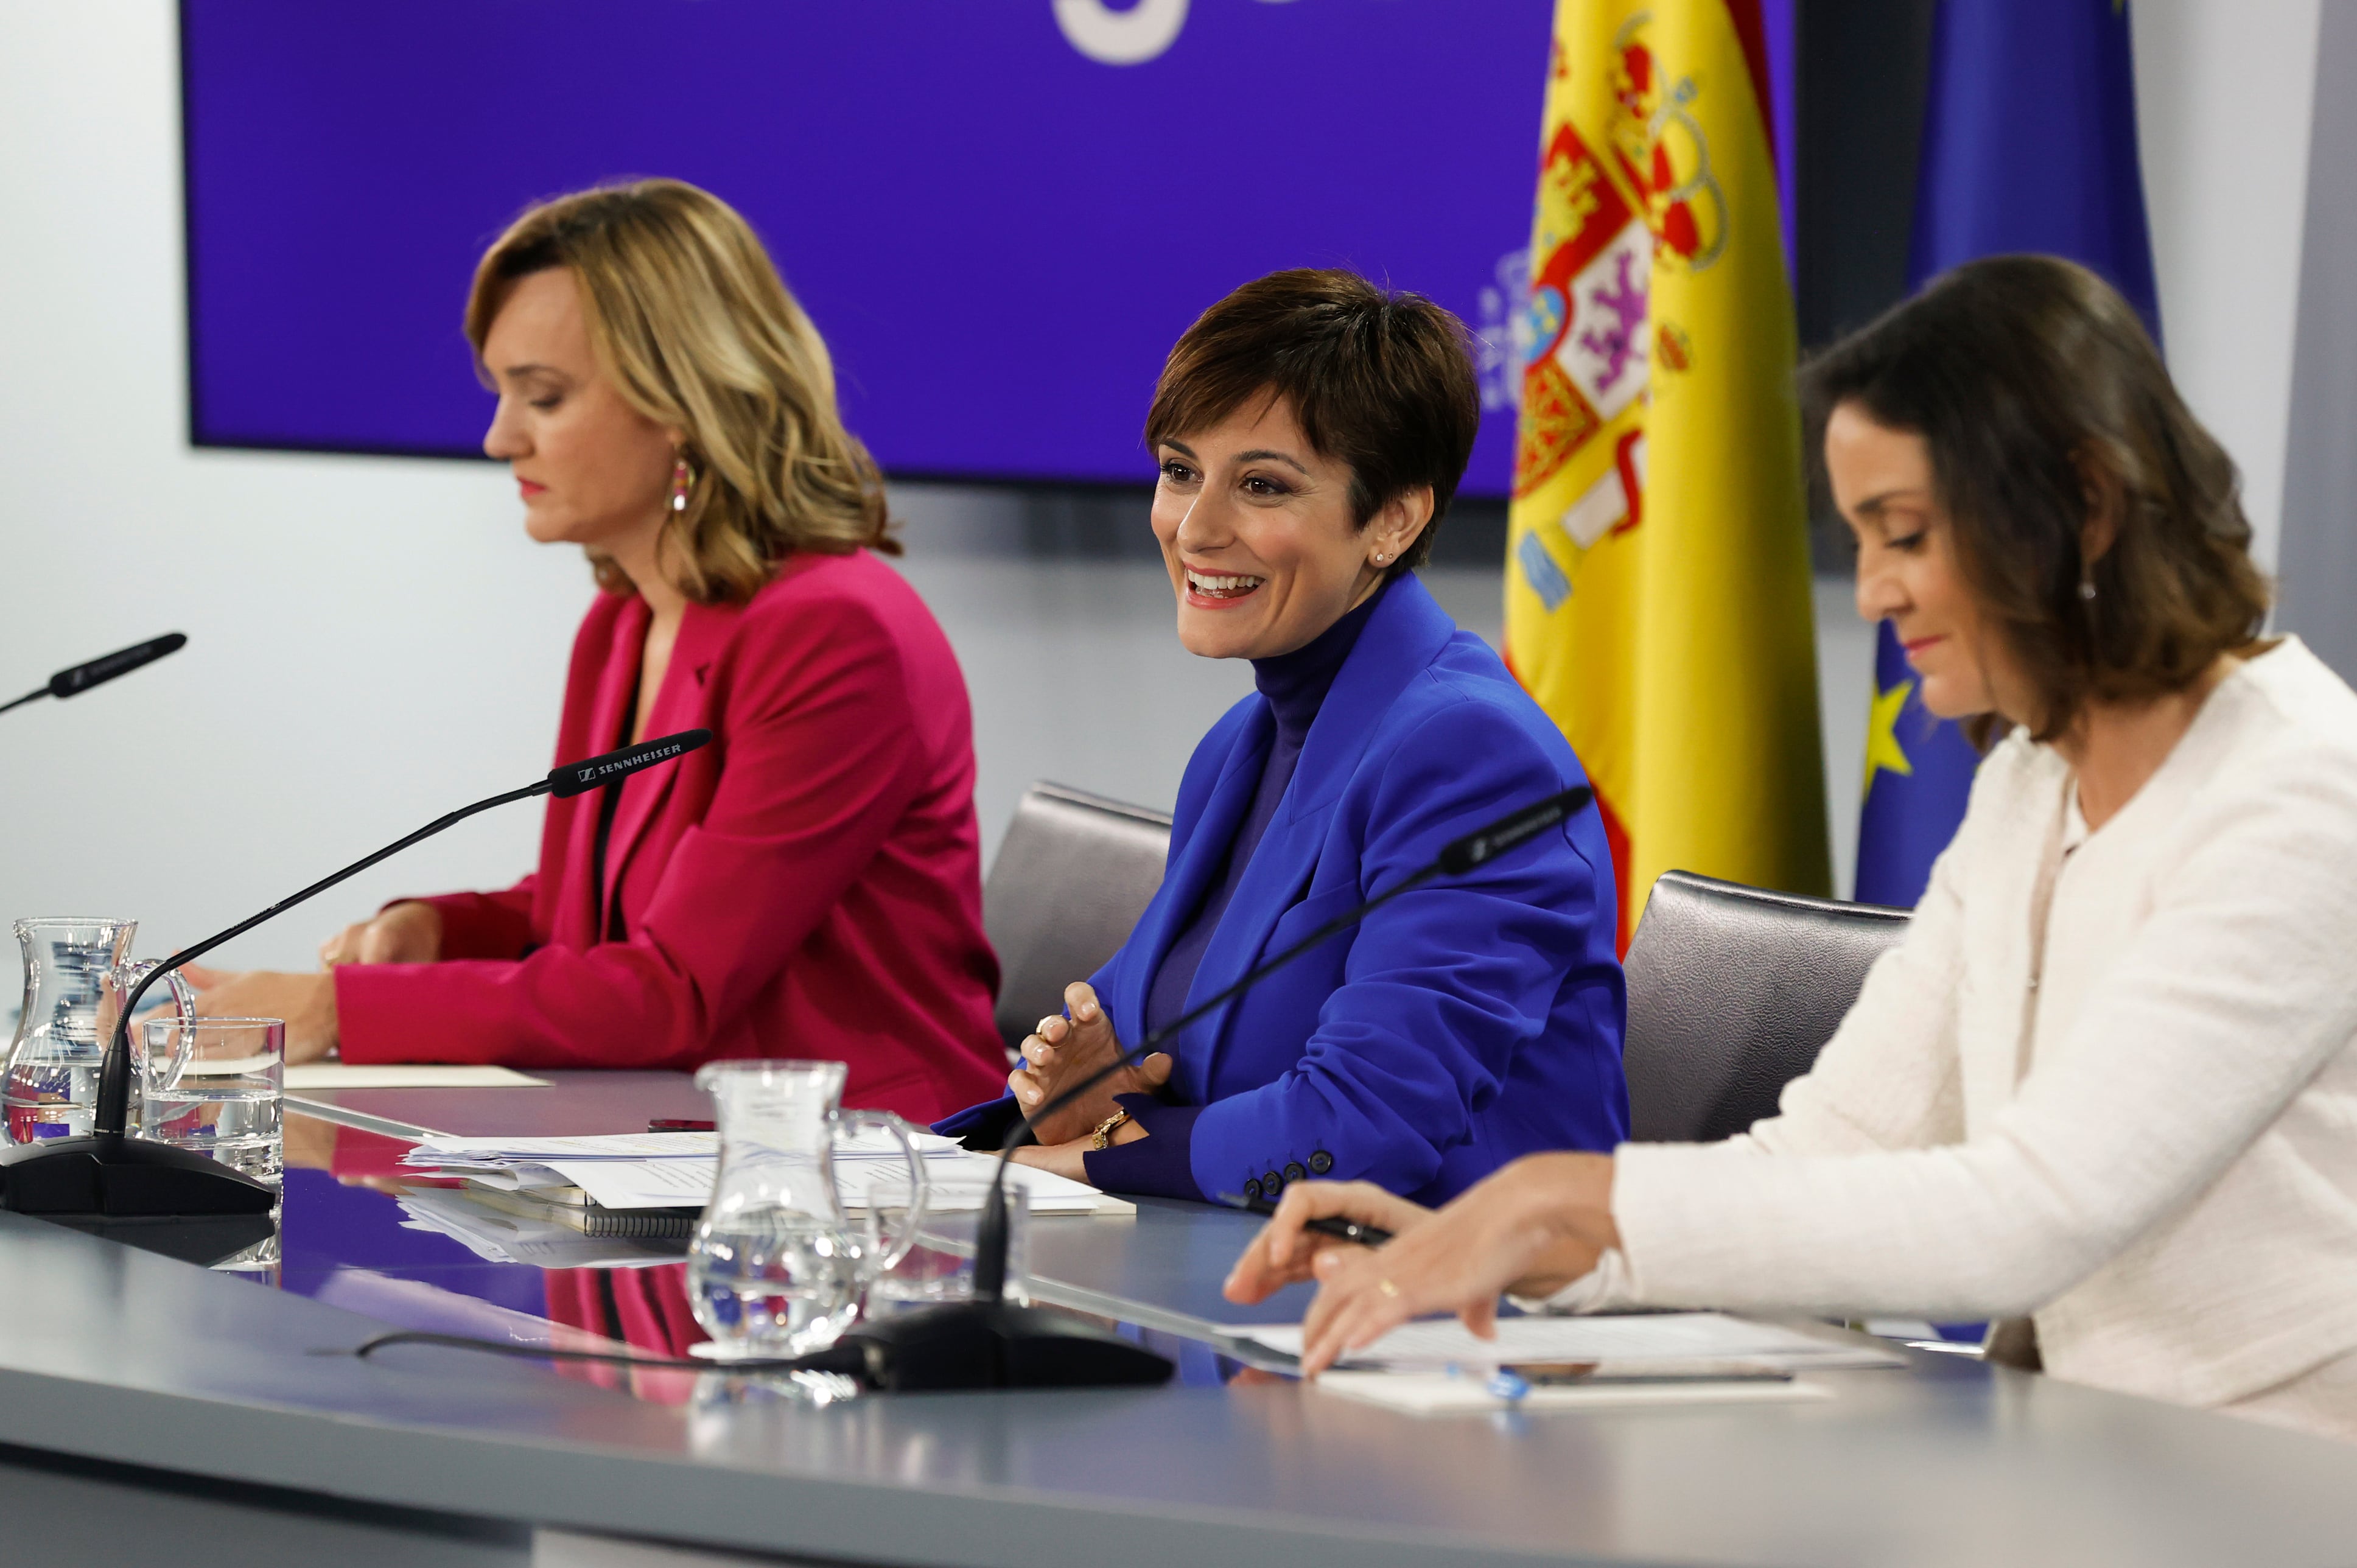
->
<box><xmin>547</xmin><ymin>728</ymin><xmax>714</xmax><ymax>798</ymax></box>
<box><xmin>1435</xmin><ymin>786</ymin><xmax>1593</xmax><ymax>876</ymax></box>
<box><xmin>49</xmin><ymin>632</ymin><xmax>188</xmax><ymax>699</ymax></box>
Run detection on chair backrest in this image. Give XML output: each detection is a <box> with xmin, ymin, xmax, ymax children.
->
<box><xmin>982</xmin><ymin>782</ymin><xmax>1173</xmax><ymax>1054</ymax></box>
<box><xmin>1622</xmin><ymin>870</ymin><xmax>1911</xmax><ymax>1144</ymax></box>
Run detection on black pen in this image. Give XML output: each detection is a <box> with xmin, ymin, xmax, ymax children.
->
<box><xmin>1216</xmin><ymin>1191</ymin><xmax>1393</xmax><ymax>1247</ymax></box>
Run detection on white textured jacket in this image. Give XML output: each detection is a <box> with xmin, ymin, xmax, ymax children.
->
<box><xmin>1566</xmin><ymin>637</ymin><xmax>2357</xmax><ymax>1414</ymax></box>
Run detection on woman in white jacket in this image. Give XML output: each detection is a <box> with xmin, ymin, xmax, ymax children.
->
<box><xmin>1227</xmin><ymin>255</ymin><xmax>2357</xmax><ymax>1442</ymax></box>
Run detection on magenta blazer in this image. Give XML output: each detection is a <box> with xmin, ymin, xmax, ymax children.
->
<box><xmin>335</xmin><ymin>549</ymin><xmax>1006</xmax><ymax>1123</ymax></box>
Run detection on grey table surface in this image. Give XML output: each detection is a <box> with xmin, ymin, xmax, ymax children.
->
<box><xmin>285</xmin><ymin>1069</ymin><xmax>712</xmax><ymax>1141</ymax></box>
<box><xmin>5</xmin><ymin>1073</ymin><xmax>2356</xmax><ymax>1567</ymax></box>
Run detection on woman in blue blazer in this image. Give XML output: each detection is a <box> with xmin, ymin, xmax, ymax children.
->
<box><xmin>938</xmin><ymin>269</ymin><xmax>1627</xmax><ymax>1206</ymax></box>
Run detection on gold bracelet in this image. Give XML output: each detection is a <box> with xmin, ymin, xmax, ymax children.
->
<box><xmin>1088</xmin><ymin>1108</ymin><xmax>1132</xmax><ymax>1150</ymax></box>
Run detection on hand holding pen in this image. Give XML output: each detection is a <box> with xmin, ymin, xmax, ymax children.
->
<box><xmin>1219</xmin><ymin>1178</ymin><xmax>1434</xmax><ymax>1307</ymax></box>
<box><xmin>1216</xmin><ymin>1191</ymin><xmax>1396</xmax><ymax>1247</ymax></box>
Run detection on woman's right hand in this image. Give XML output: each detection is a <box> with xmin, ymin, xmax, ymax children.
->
<box><xmin>1259</xmin><ymin>1155</ymin><xmax>1619</xmax><ymax>1375</ymax></box>
<box><xmin>1009</xmin><ymin>980</ymin><xmax>1172</xmax><ymax>1144</ymax></box>
<box><xmin>320</xmin><ymin>901</ymin><xmax>443</xmax><ymax>968</ymax></box>
<box><xmin>1222</xmin><ymin>1180</ymin><xmax>1435</xmax><ymax>1304</ymax></box>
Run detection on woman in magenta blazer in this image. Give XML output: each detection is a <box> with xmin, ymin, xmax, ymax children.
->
<box><xmin>188</xmin><ymin>180</ymin><xmax>1004</xmax><ymax>1123</ymax></box>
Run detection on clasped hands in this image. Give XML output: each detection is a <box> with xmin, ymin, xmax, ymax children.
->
<box><xmin>1003</xmin><ymin>981</ymin><xmax>1170</xmax><ymax>1181</ymax></box>
<box><xmin>1221</xmin><ymin>1152</ymin><xmax>1623</xmax><ymax>1376</ymax></box>
<box><xmin>178</xmin><ymin>901</ymin><xmax>443</xmax><ymax>1066</ymax></box>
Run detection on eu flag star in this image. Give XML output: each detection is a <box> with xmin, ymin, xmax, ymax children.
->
<box><xmin>1863</xmin><ymin>678</ymin><xmax>1916</xmax><ymax>798</ymax></box>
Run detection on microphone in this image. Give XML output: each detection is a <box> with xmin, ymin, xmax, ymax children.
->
<box><xmin>0</xmin><ymin>729</ymin><xmax>713</xmax><ymax>1221</ymax></box>
<box><xmin>0</xmin><ymin>633</ymin><xmax>187</xmax><ymax>716</ymax></box>
<box><xmin>1437</xmin><ymin>788</ymin><xmax>1588</xmax><ymax>875</ymax></box>
<box><xmin>843</xmin><ymin>784</ymin><xmax>1594</xmax><ymax>1391</ymax></box>
<box><xmin>547</xmin><ymin>729</ymin><xmax>712</xmax><ymax>798</ymax></box>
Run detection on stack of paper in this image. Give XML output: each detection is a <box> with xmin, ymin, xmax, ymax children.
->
<box><xmin>398</xmin><ymin>1129</ymin><xmax>1126</xmax><ymax>1214</ymax></box>
<box><xmin>1309</xmin><ymin>1370</ymin><xmax>1837</xmax><ymax>1415</ymax></box>
<box><xmin>284</xmin><ymin>1063</ymin><xmax>549</xmax><ymax>1090</ymax></box>
<box><xmin>1224</xmin><ymin>1314</ymin><xmax>1887</xmax><ymax>1416</ymax></box>
<box><xmin>1228</xmin><ymin>1312</ymin><xmax>1904</xmax><ymax>1374</ymax></box>
<box><xmin>395</xmin><ymin>1188</ymin><xmax>687</xmax><ymax>1270</ymax></box>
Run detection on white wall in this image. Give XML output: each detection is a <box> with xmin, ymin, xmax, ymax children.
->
<box><xmin>2274</xmin><ymin>1</ymin><xmax>2357</xmax><ymax>681</ymax></box>
<box><xmin>0</xmin><ymin>3</ymin><xmax>596</xmax><ymax>972</ymax></box>
<box><xmin>2133</xmin><ymin>0</ymin><xmax>2323</xmax><ymax>574</ymax></box>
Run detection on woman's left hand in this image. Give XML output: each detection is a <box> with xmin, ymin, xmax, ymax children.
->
<box><xmin>181</xmin><ymin>965</ymin><xmax>338</xmax><ymax>1065</ymax></box>
<box><xmin>1291</xmin><ymin>1152</ymin><xmax>1620</xmax><ymax>1376</ymax></box>
<box><xmin>1006</xmin><ymin>1113</ymin><xmax>1147</xmax><ymax>1183</ymax></box>
<box><xmin>1007</xmin><ymin>1138</ymin><xmax>1091</xmax><ymax>1183</ymax></box>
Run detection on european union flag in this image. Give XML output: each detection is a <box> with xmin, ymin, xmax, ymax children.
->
<box><xmin>1857</xmin><ymin>625</ymin><xmax>1985</xmax><ymax>907</ymax></box>
<box><xmin>1853</xmin><ymin>0</ymin><xmax>2162</xmax><ymax>909</ymax></box>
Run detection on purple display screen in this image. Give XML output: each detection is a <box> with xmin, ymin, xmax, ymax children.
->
<box><xmin>180</xmin><ymin>1</ymin><xmax>1553</xmax><ymax>494</ymax></box>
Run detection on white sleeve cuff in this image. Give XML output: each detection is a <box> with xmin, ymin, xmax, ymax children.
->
<box><xmin>1510</xmin><ymin>1244</ymin><xmax>1636</xmax><ymax>1314</ymax></box>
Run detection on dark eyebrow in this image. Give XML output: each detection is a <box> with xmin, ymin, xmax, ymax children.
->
<box><xmin>1160</xmin><ymin>439</ymin><xmax>1198</xmax><ymax>459</ymax></box>
<box><xmin>1851</xmin><ymin>487</ymin><xmax>1931</xmax><ymax>519</ymax></box>
<box><xmin>1235</xmin><ymin>448</ymin><xmax>1311</xmax><ymax>477</ymax></box>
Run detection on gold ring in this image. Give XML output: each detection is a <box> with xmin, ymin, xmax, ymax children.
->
<box><xmin>1377</xmin><ymin>1279</ymin><xmax>1400</xmax><ymax>1299</ymax></box>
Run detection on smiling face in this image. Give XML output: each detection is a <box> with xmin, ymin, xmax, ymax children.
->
<box><xmin>1826</xmin><ymin>400</ymin><xmax>2033</xmax><ymax>724</ymax></box>
<box><xmin>1150</xmin><ymin>395</ymin><xmax>1426</xmax><ymax>661</ymax></box>
<box><xmin>478</xmin><ymin>267</ymin><xmax>681</xmax><ymax>558</ymax></box>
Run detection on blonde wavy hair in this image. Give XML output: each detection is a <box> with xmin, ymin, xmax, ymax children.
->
<box><xmin>465</xmin><ymin>179</ymin><xmax>897</xmax><ymax>604</ymax></box>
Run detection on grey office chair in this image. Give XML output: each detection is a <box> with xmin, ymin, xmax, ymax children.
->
<box><xmin>1622</xmin><ymin>870</ymin><xmax>1910</xmax><ymax>1143</ymax></box>
<box><xmin>982</xmin><ymin>782</ymin><xmax>1173</xmax><ymax>1055</ymax></box>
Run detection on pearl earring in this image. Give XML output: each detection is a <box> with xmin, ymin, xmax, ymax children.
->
<box><xmin>2078</xmin><ymin>575</ymin><xmax>2096</xmax><ymax>602</ymax></box>
<box><xmin>1373</xmin><ymin>551</ymin><xmax>1389</xmax><ymax>565</ymax></box>
<box><xmin>669</xmin><ymin>454</ymin><xmax>694</xmax><ymax>514</ymax></box>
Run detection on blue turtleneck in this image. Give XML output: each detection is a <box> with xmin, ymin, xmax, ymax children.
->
<box><xmin>1141</xmin><ymin>581</ymin><xmax>1389</xmax><ymax>1040</ymax></box>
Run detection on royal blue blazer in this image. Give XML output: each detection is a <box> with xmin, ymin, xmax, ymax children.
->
<box><xmin>946</xmin><ymin>577</ymin><xmax>1627</xmax><ymax>1206</ymax></box>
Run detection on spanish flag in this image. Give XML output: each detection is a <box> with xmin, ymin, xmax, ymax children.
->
<box><xmin>1505</xmin><ymin>0</ymin><xmax>1828</xmax><ymax>945</ymax></box>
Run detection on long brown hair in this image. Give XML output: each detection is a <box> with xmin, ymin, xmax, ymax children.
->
<box><xmin>466</xmin><ymin>179</ymin><xmax>897</xmax><ymax>604</ymax></box>
<box><xmin>1803</xmin><ymin>255</ymin><xmax>2268</xmax><ymax>743</ymax></box>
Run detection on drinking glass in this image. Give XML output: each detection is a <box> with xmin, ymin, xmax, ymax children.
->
<box><xmin>862</xmin><ymin>1176</ymin><xmax>1030</xmax><ymax>1311</ymax></box>
<box><xmin>137</xmin><ymin>1017</ymin><xmax>284</xmax><ymax>1188</ymax></box>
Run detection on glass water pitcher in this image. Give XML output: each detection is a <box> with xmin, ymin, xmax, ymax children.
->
<box><xmin>687</xmin><ymin>1060</ymin><xmax>928</xmax><ymax>1359</ymax></box>
<box><xmin>4</xmin><ymin>918</ymin><xmax>195</xmax><ymax>1145</ymax></box>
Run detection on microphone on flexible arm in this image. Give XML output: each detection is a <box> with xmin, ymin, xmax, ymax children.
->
<box><xmin>0</xmin><ymin>729</ymin><xmax>713</xmax><ymax>1225</ymax></box>
<box><xmin>839</xmin><ymin>783</ymin><xmax>1595</xmax><ymax>1392</ymax></box>
<box><xmin>0</xmin><ymin>633</ymin><xmax>189</xmax><ymax>716</ymax></box>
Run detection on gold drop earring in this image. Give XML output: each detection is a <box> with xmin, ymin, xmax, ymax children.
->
<box><xmin>669</xmin><ymin>453</ymin><xmax>695</xmax><ymax>515</ymax></box>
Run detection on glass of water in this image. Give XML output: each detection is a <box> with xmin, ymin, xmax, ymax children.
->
<box><xmin>864</xmin><ymin>1177</ymin><xmax>1030</xmax><ymax>1312</ymax></box>
<box><xmin>137</xmin><ymin>1017</ymin><xmax>284</xmax><ymax>1188</ymax></box>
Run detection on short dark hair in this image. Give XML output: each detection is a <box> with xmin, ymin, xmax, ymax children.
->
<box><xmin>1144</xmin><ymin>268</ymin><xmax>1481</xmax><ymax>578</ymax></box>
<box><xmin>1802</xmin><ymin>254</ymin><xmax>2269</xmax><ymax>744</ymax></box>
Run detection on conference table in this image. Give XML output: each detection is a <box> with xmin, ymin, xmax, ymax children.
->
<box><xmin>1</xmin><ymin>1073</ymin><xmax>2352</xmax><ymax>1567</ymax></box>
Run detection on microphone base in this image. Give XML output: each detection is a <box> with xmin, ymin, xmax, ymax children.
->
<box><xmin>841</xmin><ymin>1300</ymin><xmax>1175</xmax><ymax>1392</ymax></box>
<box><xmin>41</xmin><ymin>1212</ymin><xmax>278</xmax><ymax>1267</ymax></box>
<box><xmin>0</xmin><ymin>1133</ymin><xmax>279</xmax><ymax>1218</ymax></box>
